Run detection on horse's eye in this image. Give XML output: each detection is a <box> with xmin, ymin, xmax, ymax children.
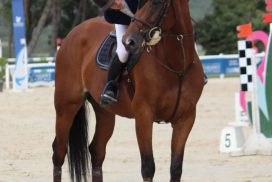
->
<box><xmin>152</xmin><ymin>0</ymin><xmax>162</xmax><ymax>6</ymax></box>
<box><xmin>138</xmin><ymin>0</ymin><xmax>147</xmax><ymax>9</ymax></box>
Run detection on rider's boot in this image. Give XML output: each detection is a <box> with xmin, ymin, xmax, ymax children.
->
<box><xmin>100</xmin><ymin>54</ymin><xmax>126</xmax><ymax>106</ymax></box>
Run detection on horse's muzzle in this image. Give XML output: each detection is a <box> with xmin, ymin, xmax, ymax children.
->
<box><xmin>122</xmin><ymin>33</ymin><xmax>145</xmax><ymax>54</ymax></box>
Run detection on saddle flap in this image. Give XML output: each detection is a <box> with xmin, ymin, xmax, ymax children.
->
<box><xmin>96</xmin><ymin>31</ymin><xmax>142</xmax><ymax>70</ymax></box>
<box><xmin>96</xmin><ymin>31</ymin><xmax>117</xmax><ymax>69</ymax></box>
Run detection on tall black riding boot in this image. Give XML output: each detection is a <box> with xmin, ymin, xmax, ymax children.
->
<box><xmin>100</xmin><ymin>54</ymin><xmax>126</xmax><ymax>106</ymax></box>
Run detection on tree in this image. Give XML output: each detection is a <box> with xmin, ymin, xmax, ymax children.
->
<box><xmin>50</xmin><ymin>0</ymin><xmax>61</xmax><ymax>55</ymax></box>
<box><xmin>27</xmin><ymin>0</ymin><xmax>53</xmax><ymax>55</ymax></box>
<box><xmin>57</xmin><ymin>0</ymin><xmax>99</xmax><ymax>39</ymax></box>
<box><xmin>0</xmin><ymin>0</ymin><xmax>13</xmax><ymax>57</ymax></box>
<box><xmin>1</xmin><ymin>0</ymin><xmax>99</xmax><ymax>57</ymax></box>
<box><xmin>196</xmin><ymin>0</ymin><xmax>266</xmax><ymax>55</ymax></box>
<box><xmin>24</xmin><ymin>0</ymin><xmax>99</xmax><ymax>56</ymax></box>
<box><xmin>0</xmin><ymin>0</ymin><xmax>51</xmax><ymax>56</ymax></box>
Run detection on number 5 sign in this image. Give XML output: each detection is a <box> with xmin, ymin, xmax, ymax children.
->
<box><xmin>219</xmin><ymin>126</ymin><xmax>245</xmax><ymax>153</ymax></box>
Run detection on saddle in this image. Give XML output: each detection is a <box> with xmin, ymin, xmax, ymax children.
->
<box><xmin>96</xmin><ymin>31</ymin><xmax>140</xmax><ymax>71</ymax></box>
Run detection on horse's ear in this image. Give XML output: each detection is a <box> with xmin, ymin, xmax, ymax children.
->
<box><xmin>138</xmin><ymin>0</ymin><xmax>148</xmax><ymax>9</ymax></box>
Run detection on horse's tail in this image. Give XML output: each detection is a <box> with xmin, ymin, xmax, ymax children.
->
<box><xmin>67</xmin><ymin>102</ymin><xmax>90</xmax><ymax>182</ymax></box>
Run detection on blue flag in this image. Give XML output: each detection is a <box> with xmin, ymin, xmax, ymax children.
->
<box><xmin>12</xmin><ymin>0</ymin><xmax>28</xmax><ymax>90</ymax></box>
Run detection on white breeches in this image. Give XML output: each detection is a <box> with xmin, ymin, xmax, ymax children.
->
<box><xmin>115</xmin><ymin>24</ymin><xmax>129</xmax><ymax>63</ymax></box>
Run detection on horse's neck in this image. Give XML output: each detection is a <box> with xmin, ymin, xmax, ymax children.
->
<box><xmin>173</xmin><ymin>0</ymin><xmax>195</xmax><ymax>69</ymax></box>
<box><xmin>158</xmin><ymin>38</ymin><xmax>186</xmax><ymax>71</ymax></box>
<box><xmin>172</xmin><ymin>0</ymin><xmax>193</xmax><ymax>33</ymax></box>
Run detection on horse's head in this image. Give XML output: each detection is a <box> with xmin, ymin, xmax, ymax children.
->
<box><xmin>122</xmin><ymin>0</ymin><xmax>172</xmax><ymax>53</ymax></box>
<box><xmin>123</xmin><ymin>0</ymin><xmax>191</xmax><ymax>54</ymax></box>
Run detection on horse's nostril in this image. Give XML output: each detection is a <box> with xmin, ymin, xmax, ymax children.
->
<box><xmin>123</xmin><ymin>36</ymin><xmax>139</xmax><ymax>52</ymax></box>
<box><xmin>126</xmin><ymin>38</ymin><xmax>135</xmax><ymax>47</ymax></box>
<box><xmin>129</xmin><ymin>40</ymin><xmax>136</xmax><ymax>47</ymax></box>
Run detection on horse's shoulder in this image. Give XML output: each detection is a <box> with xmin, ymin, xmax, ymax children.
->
<box><xmin>80</xmin><ymin>17</ymin><xmax>113</xmax><ymax>29</ymax></box>
<box><xmin>66</xmin><ymin>17</ymin><xmax>113</xmax><ymax>40</ymax></box>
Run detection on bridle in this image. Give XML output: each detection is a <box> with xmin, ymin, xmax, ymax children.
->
<box><xmin>129</xmin><ymin>0</ymin><xmax>196</xmax><ymax>122</ymax></box>
<box><xmin>132</xmin><ymin>0</ymin><xmax>171</xmax><ymax>28</ymax></box>
<box><xmin>131</xmin><ymin>0</ymin><xmax>171</xmax><ymax>46</ymax></box>
<box><xmin>130</xmin><ymin>0</ymin><xmax>195</xmax><ymax>72</ymax></box>
<box><xmin>131</xmin><ymin>0</ymin><xmax>196</xmax><ymax>46</ymax></box>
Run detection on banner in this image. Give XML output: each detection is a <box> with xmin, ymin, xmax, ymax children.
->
<box><xmin>12</xmin><ymin>0</ymin><xmax>28</xmax><ymax>90</ymax></box>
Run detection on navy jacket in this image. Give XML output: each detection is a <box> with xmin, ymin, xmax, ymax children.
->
<box><xmin>104</xmin><ymin>0</ymin><xmax>138</xmax><ymax>25</ymax></box>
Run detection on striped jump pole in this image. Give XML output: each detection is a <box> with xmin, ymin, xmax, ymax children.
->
<box><xmin>238</xmin><ymin>40</ymin><xmax>272</xmax><ymax>155</ymax></box>
<box><xmin>237</xmin><ymin>39</ymin><xmax>272</xmax><ymax>155</ymax></box>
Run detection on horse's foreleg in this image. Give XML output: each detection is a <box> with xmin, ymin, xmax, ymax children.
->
<box><xmin>135</xmin><ymin>111</ymin><xmax>155</xmax><ymax>182</ymax></box>
<box><xmin>170</xmin><ymin>109</ymin><xmax>196</xmax><ymax>182</ymax></box>
<box><xmin>89</xmin><ymin>104</ymin><xmax>116</xmax><ymax>182</ymax></box>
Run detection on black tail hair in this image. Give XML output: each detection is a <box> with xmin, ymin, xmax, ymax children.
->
<box><xmin>67</xmin><ymin>102</ymin><xmax>90</xmax><ymax>182</ymax></box>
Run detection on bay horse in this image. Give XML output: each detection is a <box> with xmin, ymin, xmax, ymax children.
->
<box><xmin>52</xmin><ymin>0</ymin><xmax>204</xmax><ymax>181</ymax></box>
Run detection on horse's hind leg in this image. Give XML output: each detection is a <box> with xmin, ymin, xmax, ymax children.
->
<box><xmin>52</xmin><ymin>91</ymin><xmax>84</xmax><ymax>182</ymax></box>
<box><xmin>170</xmin><ymin>109</ymin><xmax>196</xmax><ymax>182</ymax></box>
<box><xmin>87</xmin><ymin>96</ymin><xmax>115</xmax><ymax>182</ymax></box>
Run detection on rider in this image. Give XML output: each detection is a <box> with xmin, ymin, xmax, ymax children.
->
<box><xmin>93</xmin><ymin>0</ymin><xmax>138</xmax><ymax>106</ymax></box>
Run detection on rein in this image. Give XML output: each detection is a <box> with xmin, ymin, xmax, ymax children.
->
<box><xmin>131</xmin><ymin>0</ymin><xmax>195</xmax><ymax>122</ymax></box>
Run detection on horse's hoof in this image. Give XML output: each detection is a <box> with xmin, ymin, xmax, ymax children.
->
<box><xmin>53</xmin><ymin>166</ymin><xmax>62</xmax><ymax>182</ymax></box>
<box><xmin>92</xmin><ymin>167</ymin><xmax>103</xmax><ymax>182</ymax></box>
<box><xmin>143</xmin><ymin>178</ymin><xmax>153</xmax><ymax>182</ymax></box>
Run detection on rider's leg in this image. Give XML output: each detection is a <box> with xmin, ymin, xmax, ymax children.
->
<box><xmin>115</xmin><ymin>24</ymin><xmax>129</xmax><ymax>64</ymax></box>
<box><xmin>100</xmin><ymin>24</ymin><xmax>129</xmax><ymax>106</ymax></box>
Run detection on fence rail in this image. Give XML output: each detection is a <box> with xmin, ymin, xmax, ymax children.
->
<box><xmin>4</xmin><ymin>53</ymin><xmax>265</xmax><ymax>89</ymax></box>
<box><xmin>7</xmin><ymin>57</ymin><xmax>55</xmax><ymax>63</ymax></box>
<box><xmin>200</xmin><ymin>52</ymin><xmax>265</xmax><ymax>77</ymax></box>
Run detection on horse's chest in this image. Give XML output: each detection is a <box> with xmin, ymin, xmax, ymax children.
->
<box><xmin>152</xmin><ymin>85</ymin><xmax>194</xmax><ymax>121</ymax></box>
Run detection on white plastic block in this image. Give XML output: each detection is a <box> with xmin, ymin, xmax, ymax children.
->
<box><xmin>219</xmin><ymin>126</ymin><xmax>245</xmax><ymax>153</ymax></box>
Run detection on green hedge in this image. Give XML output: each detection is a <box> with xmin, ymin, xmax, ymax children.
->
<box><xmin>0</xmin><ymin>58</ymin><xmax>7</xmax><ymax>81</ymax></box>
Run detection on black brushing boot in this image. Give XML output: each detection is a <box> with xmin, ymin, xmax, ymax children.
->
<box><xmin>204</xmin><ymin>73</ymin><xmax>208</xmax><ymax>85</ymax></box>
<box><xmin>100</xmin><ymin>54</ymin><xmax>126</xmax><ymax>106</ymax></box>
